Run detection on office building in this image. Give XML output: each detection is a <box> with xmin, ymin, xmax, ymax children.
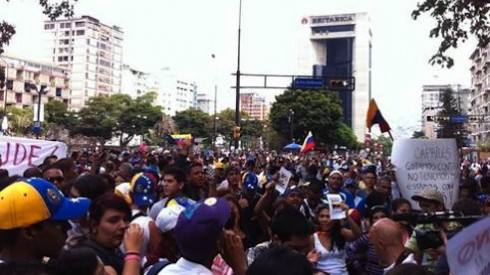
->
<box><xmin>421</xmin><ymin>84</ymin><xmax>471</xmax><ymax>139</ymax></box>
<box><xmin>43</xmin><ymin>15</ymin><xmax>123</xmax><ymax>110</ymax></box>
<box><xmin>240</xmin><ymin>92</ymin><xmax>269</xmax><ymax>121</ymax></box>
<box><xmin>120</xmin><ymin>64</ymin><xmax>150</xmax><ymax>99</ymax></box>
<box><xmin>0</xmin><ymin>54</ymin><xmax>70</xmax><ymax>117</ymax></box>
<box><xmin>469</xmin><ymin>45</ymin><xmax>490</xmax><ymax>144</ymax></box>
<box><xmin>297</xmin><ymin>13</ymin><xmax>372</xmax><ymax>141</ymax></box>
<box><xmin>151</xmin><ymin>71</ymin><xmax>198</xmax><ymax>116</ymax></box>
<box><xmin>196</xmin><ymin>93</ymin><xmax>212</xmax><ymax>115</ymax></box>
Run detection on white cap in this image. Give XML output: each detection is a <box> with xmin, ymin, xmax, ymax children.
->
<box><xmin>156</xmin><ymin>204</ymin><xmax>185</xmax><ymax>233</ymax></box>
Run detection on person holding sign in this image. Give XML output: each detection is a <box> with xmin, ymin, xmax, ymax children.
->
<box><xmin>311</xmin><ymin>203</ymin><xmax>361</xmax><ymax>275</ymax></box>
<box><xmin>322</xmin><ymin>171</ymin><xmax>355</xmax><ymax>209</ymax></box>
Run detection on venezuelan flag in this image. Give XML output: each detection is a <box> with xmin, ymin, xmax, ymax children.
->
<box><xmin>366</xmin><ymin>99</ymin><xmax>391</xmax><ymax>133</ymax></box>
<box><xmin>300</xmin><ymin>131</ymin><xmax>315</xmax><ymax>153</ymax></box>
<box><xmin>163</xmin><ymin>134</ymin><xmax>193</xmax><ymax>146</ymax></box>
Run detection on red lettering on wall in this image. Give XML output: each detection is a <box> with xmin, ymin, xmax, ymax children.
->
<box><xmin>1</xmin><ymin>142</ymin><xmax>11</xmax><ymax>165</ymax></box>
<box><xmin>50</xmin><ymin>145</ymin><xmax>59</xmax><ymax>156</ymax></box>
<box><xmin>13</xmin><ymin>143</ymin><xmax>27</xmax><ymax>165</ymax></box>
<box><xmin>28</xmin><ymin>145</ymin><xmax>41</xmax><ymax>166</ymax></box>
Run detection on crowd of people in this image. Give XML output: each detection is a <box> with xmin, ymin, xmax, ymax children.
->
<box><xmin>0</xmin><ymin>139</ymin><xmax>489</xmax><ymax>275</ymax></box>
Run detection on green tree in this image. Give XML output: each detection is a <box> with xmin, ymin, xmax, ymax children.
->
<box><xmin>1</xmin><ymin>1</ymin><xmax>77</xmax><ymax>54</ymax></box>
<box><xmin>173</xmin><ymin>108</ymin><xmax>211</xmax><ymax>138</ymax></box>
<box><xmin>437</xmin><ymin>88</ymin><xmax>465</xmax><ymax>146</ymax></box>
<box><xmin>215</xmin><ymin>108</ymin><xmax>252</xmax><ymax>141</ymax></box>
<box><xmin>70</xmin><ymin>93</ymin><xmax>162</xmax><ymax>146</ymax></box>
<box><xmin>373</xmin><ymin>135</ymin><xmax>393</xmax><ymax>156</ymax></box>
<box><xmin>114</xmin><ymin>92</ymin><xmax>162</xmax><ymax>147</ymax></box>
<box><xmin>269</xmin><ymin>88</ymin><xmax>357</xmax><ymax>148</ymax></box>
<box><xmin>44</xmin><ymin>100</ymin><xmax>69</xmax><ymax>125</ymax></box>
<box><xmin>6</xmin><ymin>106</ymin><xmax>34</xmax><ymax>135</ymax></box>
<box><xmin>412</xmin><ymin>0</ymin><xmax>489</xmax><ymax>68</ymax></box>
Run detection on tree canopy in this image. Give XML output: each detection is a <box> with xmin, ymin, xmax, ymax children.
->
<box><xmin>437</xmin><ymin>88</ymin><xmax>466</xmax><ymax>146</ymax></box>
<box><xmin>173</xmin><ymin>108</ymin><xmax>212</xmax><ymax>138</ymax></box>
<box><xmin>269</xmin><ymin>88</ymin><xmax>358</xmax><ymax>148</ymax></box>
<box><xmin>413</xmin><ymin>0</ymin><xmax>490</xmax><ymax>68</ymax></box>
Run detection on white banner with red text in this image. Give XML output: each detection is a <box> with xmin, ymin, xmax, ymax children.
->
<box><xmin>0</xmin><ymin>136</ymin><xmax>67</xmax><ymax>176</ymax></box>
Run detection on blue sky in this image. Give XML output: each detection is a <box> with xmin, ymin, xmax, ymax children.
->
<box><xmin>0</xmin><ymin>0</ymin><xmax>476</xmax><ymax>137</ymax></box>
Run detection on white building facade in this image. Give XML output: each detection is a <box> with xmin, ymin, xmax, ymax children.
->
<box><xmin>0</xmin><ymin>54</ymin><xmax>71</xmax><ymax>116</ymax></box>
<box><xmin>469</xmin><ymin>45</ymin><xmax>490</xmax><ymax>144</ymax></box>
<box><xmin>297</xmin><ymin>13</ymin><xmax>372</xmax><ymax>141</ymax></box>
<box><xmin>43</xmin><ymin>15</ymin><xmax>123</xmax><ymax>110</ymax></box>
<box><xmin>196</xmin><ymin>93</ymin><xmax>212</xmax><ymax>115</ymax></box>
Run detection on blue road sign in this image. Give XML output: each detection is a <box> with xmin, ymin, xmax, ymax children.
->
<box><xmin>293</xmin><ymin>78</ymin><xmax>324</xmax><ymax>89</ymax></box>
<box><xmin>451</xmin><ymin>115</ymin><xmax>468</xmax><ymax>123</ymax></box>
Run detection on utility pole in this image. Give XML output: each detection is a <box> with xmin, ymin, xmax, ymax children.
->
<box><xmin>234</xmin><ymin>0</ymin><xmax>242</xmax><ymax>151</ymax></box>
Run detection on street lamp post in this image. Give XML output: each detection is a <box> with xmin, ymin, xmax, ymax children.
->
<box><xmin>234</xmin><ymin>0</ymin><xmax>243</xmax><ymax>151</ymax></box>
<box><xmin>0</xmin><ymin>57</ymin><xmax>8</xmax><ymax>134</ymax></box>
<box><xmin>212</xmin><ymin>54</ymin><xmax>218</xmax><ymax>150</ymax></box>
<box><xmin>28</xmin><ymin>83</ymin><xmax>48</xmax><ymax>139</ymax></box>
<box><xmin>289</xmin><ymin>109</ymin><xmax>294</xmax><ymax>143</ymax></box>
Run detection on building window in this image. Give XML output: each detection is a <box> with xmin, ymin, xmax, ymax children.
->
<box><xmin>64</xmin><ymin>31</ymin><xmax>70</xmax><ymax>36</ymax></box>
<box><xmin>44</xmin><ymin>23</ymin><xmax>55</xmax><ymax>30</ymax></box>
<box><xmin>56</xmin><ymin>88</ymin><xmax>62</xmax><ymax>97</ymax></box>
<box><xmin>75</xmin><ymin>21</ymin><xmax>85</xmax><ymax>27</ymax></box>
<box><xmin>76</xmin><ymin>30</ymin><xmax>85</xmax><ymax>36</ymax></box>
<box><xmin>15</xmin><ymin>93</ymin><xmax>22</xmax><ymax>103</ymax></box>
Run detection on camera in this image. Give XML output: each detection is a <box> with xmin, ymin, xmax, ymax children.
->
<box><xmin>415</xmin><ymin>229</ymin><xmax>445</xmax><ymax>250</ymax></box>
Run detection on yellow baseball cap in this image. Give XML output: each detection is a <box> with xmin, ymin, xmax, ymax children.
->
<box><xmin>0</xmin><ymin>178</ymin><xmax>90</xmax><ymax>229</ymax></box>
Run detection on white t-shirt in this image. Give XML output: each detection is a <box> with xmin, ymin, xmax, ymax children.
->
<box><xmin>158</xmin><ymin>258</ymin><xmax>212</xmax><ymax>275</ymax></box>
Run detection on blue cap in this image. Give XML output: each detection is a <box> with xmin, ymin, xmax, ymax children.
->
<box><xmin>242</xmin><ymin>172</ymin><xmax>258</xmax><ymax>192</ymax></box>
<box><xmin>130</xmin><ymin>172</ymin><xmax>157</xmax><ymax>207</ymax></box>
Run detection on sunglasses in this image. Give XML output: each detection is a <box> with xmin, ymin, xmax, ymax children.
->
<box><xmin>46</xmin><ymin>177</ymin><xmax>64</xmax><ymax>183</ymax></box>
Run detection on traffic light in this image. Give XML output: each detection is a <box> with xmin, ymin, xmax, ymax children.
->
<box><xmin>329</xmin><ymin>79</ymin><xmax>349</xmax><ymax>89</ymax></box>
<box><xmin>468</xmin><ymin>115</ymin><xmax>483</xmax><ymax>123</ymax></box>
<box><xmin>232</xmin><ymin>126</ymin><xmax>241</xmax><ymax>140</ymax></box>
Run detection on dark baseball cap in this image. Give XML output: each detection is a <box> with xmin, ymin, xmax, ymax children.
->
<box><xmin>174</xmin><ymin>197</ymin><xmax>231</xmax><ymax>262</ymax></box>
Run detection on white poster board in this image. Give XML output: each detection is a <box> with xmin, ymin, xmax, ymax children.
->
<box><xmin>276</xmin><ymin>167</ymin><xmax>292</xmax><ymax>194</ymax></box>
<box><xmin>391</xmin><ymin>139</ymin><xmax>459</xmax><ymax>210</ymax></box>
<box><xmin>447</xmin><ymin>217</ymin><xmax>490</xmax><ymax>275</ymax></box>
<box><xmin>0</xmin><ymin>136</ymin><xmax>67</xmax><ymax>176</ymax></box>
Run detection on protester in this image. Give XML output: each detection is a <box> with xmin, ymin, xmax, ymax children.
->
<box><xmin>42</xmin><ymin>165</ymin><xmax>65</xmax><ymax>189</ymax></box>
<box><xmin>311</xmin><ymin>203</ymin><xmax>361</xmax><ymax>275</ymax></box>
<box><xmin>149</xmin><ymin>166</ymin><xmax>194</xmax><ymax>220</ymax></box>
<box><xmin>0</xmin><ymin>178</ymin><xmax>90</xmax><ymax>262</ymax></box>
<box><xmin>246</xmin><ymin>207</ymin><xmax>314</xmax><ymax>265</ymax></box>
<box><xmin>369</xmin><ymin>218</ymin><xmax>417</xmax><ymax>274</ymax></box>
<box><xmin>77</xmin><ymin>193</ymin><xmax>132</xmax><ymax>274</ymax></box>
<box><xmin>127</xmin><ymin>172</ymin><xmax>161</xmax><ymax>266</ymax></box>
<box><xmin>158</xmin><ymin>197</ymin><xmax>247</xmax><ymax>275</ymax></box>
<box><xmin>246</xmin><ymin>246</ymin><xmax>314</xmax><ymax>275</ymax></box>
<box><xmin>346</xmin><ymin>205</ymin><xmax>389</xmax><ymax>275</ymax></box>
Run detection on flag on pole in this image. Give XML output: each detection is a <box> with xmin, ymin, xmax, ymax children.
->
<box><xmin>300</xmin><ymin>131</ymin><xmax>315</xmax><ymax>153</ymax></box>
<box><xmin>163</xmin><ymin>134</ymin><xmax>193</xmax><ymax>146</ymax></box>
<box><xmin>366</xmin><ymin>99</ymin><xmax>391</xmax><ymax>133</ymax></box>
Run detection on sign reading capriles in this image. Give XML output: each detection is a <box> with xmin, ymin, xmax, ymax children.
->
<box><xmin>0</xmin><ymin>136</ymin><xmax>67</xmax><ymax>176</ymax></box>
<box><xmin>391</xmin><ymin>139</ymin><xmax>459</xmax><ymax>210</ymax></box>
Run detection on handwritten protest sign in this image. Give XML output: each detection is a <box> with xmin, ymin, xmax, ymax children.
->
<box><xmin>0</xmin><ymin>136</ymin><xmax>67</xmax><ymax>176</ymax></box>
<box><xmin>391</xmin><ymin>139</ymin><xmax>459</xmax><ymax>210</ymax></box>
<box><xmin>447</xmin><ymin>217</ymin><xmax>490</xmax><ymax>275</ymax></box>
<box><xmin>276</xmin><ymin>167</ymin><xmax>292</xmax><ymax>194</ymax></box>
